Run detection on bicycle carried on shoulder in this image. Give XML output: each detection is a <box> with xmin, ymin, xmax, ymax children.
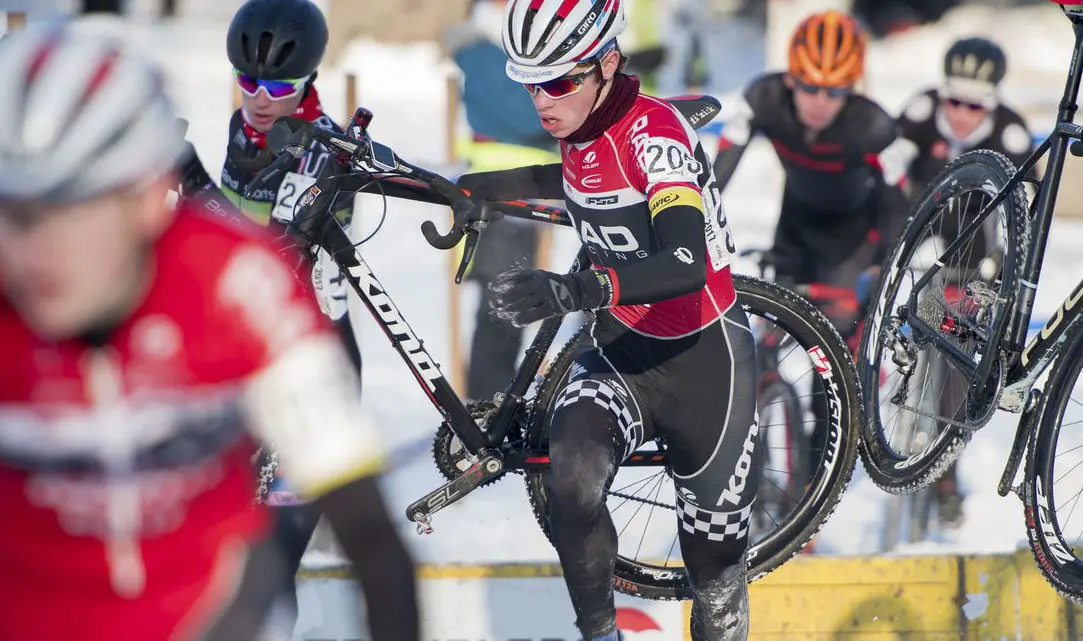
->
<box><xmin>860</xmin><ymin>0</ymin><xmax>1083</xmax><ymax>599</ymax></box>
<box><xmin>248</xmin><ymin>98</ymin><xmax>862</xmax><ymax>599</ymax></box>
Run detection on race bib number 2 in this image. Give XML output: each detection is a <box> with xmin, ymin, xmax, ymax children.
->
<box><xmin>271</xmin><ymin>172</ymin><xmax>317</xmax><ymax>223</ymax></box>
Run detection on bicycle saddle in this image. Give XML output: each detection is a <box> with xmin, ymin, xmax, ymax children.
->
<box><xmin>666</xmin><ymin>95</ymin><xmax>722</xmax><ymax>131</ymax></box>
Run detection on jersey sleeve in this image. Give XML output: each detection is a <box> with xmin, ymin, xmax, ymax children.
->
<box><xmin>710</xmin><ymin>89</ymin><xmax>762</xmax><ymax>190</ymax></box>
<box><xmin>861</xmin><ymin>106</ymin><xmax>917</xmax><ymax>260</ymax></box>
<box><xmin>897</xmin><ymin>90</ymin><xmax>936</xmax><ymax>147</ymax></box>
<box><xmin>996</xmin><ymin>110</ymin><xmax>1035</xmax><ymax>172</ymax></box>
<box><xmin>862</xmin><ymin>106</ymin><xmax>919</xmax><ymax>190</ymax></box>
<box><xmin>214</xmin><ymin>241</ymin><xmax>386</xmax><ymax>498</ymax></box>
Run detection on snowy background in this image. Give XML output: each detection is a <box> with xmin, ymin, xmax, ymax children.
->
<box><xmin>9</xmin><ymin>0</ymin><xmax>1083</xmax><ymax>564</ymax></box>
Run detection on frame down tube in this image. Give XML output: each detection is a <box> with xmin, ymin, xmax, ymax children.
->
<box><xmin>319</xmin><ymin>221</ymin><xmax>489</xmax><ymax>453</ymax></box>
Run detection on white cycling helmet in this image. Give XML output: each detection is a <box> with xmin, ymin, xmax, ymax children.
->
<box><xmin>502</xmin><ymin>0</ymin><xmax>627</xmax><ymax>84</ymax></box>
<box><xmin>0</xmin><ymin>21</ymin><xmax>186</xmax><ymax>204</ymax></box>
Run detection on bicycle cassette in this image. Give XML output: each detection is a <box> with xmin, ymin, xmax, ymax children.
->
<box><xmin>431</xmin><ymin>399</ymin><xmax>508</xmax><ymax>486</ymax></box>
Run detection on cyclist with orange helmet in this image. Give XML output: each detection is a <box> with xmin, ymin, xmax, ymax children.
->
<box><xmin>713</xmin><ymin>10</ymin><xmax>914</xmax><ymax>344</ymax></box>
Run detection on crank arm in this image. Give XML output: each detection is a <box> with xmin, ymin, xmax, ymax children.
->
<box><xmin>406</xmin><ymin>454</ymin><xmax>504</xmax><ymax>534</ymax></box>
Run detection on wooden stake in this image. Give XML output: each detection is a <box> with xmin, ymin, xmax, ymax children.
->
<box><xmin>345</xmin><ymin>72</ymin><xmax>357</xmax><ymax>118</ymax></box>
<box><xmin>7</xmin><ymin>12</ymin><xmax>26</xmax><ymax>30</ymax></box>
<box><xmin>446</xmin><ymin>74</ymin><xmax>460</xmax><ymax>168</ymax></box>
<box><xmin>445</xmin><ymin>72</ymin><xmax>465</xmax><ymax>395</ymax></box>
<box><xmin>535</xmin><ymin>225</ymin><xmax>553</xmax><ymax>272</ymax></box>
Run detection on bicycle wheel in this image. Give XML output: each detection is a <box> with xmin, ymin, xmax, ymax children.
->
<box><xmin>751</xmin><ymin>377</ymin><xmax>811</xmax><ymax>534</ymax></box>
<box><xmin>880</xmin><ymin>351</ymin><xmax>941</xmax><ymax>550</ymax></box>
<box><xmin>1025</xmin><ymin>323</ymin><xmax>1083</xmax><ymax>602</ymax></box>
<box><xmin>859</xmin><ymin>149</ymin><xmax>1027</xmax><ymax>494</ymax></box>
<box><xmin>522</xmin><ymin>275</ymin><xmax>861</xmax><ymax>600</ymax></box>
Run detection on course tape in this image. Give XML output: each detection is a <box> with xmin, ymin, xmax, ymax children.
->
<box><xmin>298</xmin><ymin>549</ymin><xmax>1079</xmax><ymax>640</ymax></box>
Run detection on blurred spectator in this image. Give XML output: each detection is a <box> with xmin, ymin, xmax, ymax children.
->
<box><xmin>82</xmin><ymin>0</ymin><xmax>122</xmax><ymax>13</ymax></box>
<box><xmin>80</xmin><ymin>0</ymin><xmax>177</xmax><ymax>17</ymax></box>
<box><xmin>655</xmin><ymin>0</ymin><xmax>766</xmax><ymax>97</ymax></box>
<box><xmin>853</xmin><ymin>0</ymin><xmax>957</xmax><ymax>38</ymax></box>
<box><xmin>444</xmin><ymin>0</ymin><xmax>561</xmax><ymax>402</ymax></box>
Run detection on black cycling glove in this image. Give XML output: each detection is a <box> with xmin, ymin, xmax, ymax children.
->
<box><xmin>490</xmin><ymin>268</ymin><xmax>611</xmax><ymax>327</ymax></box>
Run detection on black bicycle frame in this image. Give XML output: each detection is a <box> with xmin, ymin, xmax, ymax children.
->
<box><xmin>313</xmin><ymin>191</ymin><xmax>581</xmax><ymax>462</ymax></box>
<box><xmin>902</xmin><ymin>11</ymin><xmax>1083</xmax><ymax>391</ymax></box>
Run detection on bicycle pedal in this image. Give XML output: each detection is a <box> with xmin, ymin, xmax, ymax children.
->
<box><xmin>405</xmin><ymin>455</ymin><xmax>504</xmax><ymax>534</ymax></box>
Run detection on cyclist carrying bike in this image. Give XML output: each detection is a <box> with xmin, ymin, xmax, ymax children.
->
<box><xmin>456</xmin><ymin>1</ymin><xmax>758</xmax><ymax>639</ymax></box>
<box><xmin>0</xmin><ymin>22</ymin><xmax>418</xmax><ymax>641</ymax></box>
<box><xmin>219</xmin><ymin>0</ymin><xmax>364</xmax><ymax>628</ymax></box>
<box><xmin>712</xmin><ymin>10</ymin><xmax>914</xmax><ymax>346</ymax></box>
<box><xmin>893</xmin><ymin>36</ymin><xmax>1032</xmax><ymax>530</ymax></box>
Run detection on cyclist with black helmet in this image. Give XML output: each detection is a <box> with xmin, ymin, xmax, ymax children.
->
<box><xmin>0</xmin><ymin>21</ymin><xmax>418</xmax><ymax>641</ymax></box>
<box><xmin>899</xmin><ymin>37</ymin><xmax>1032</xmax><ymax>195</ymax></box>
<box><xmin>221</xmin><ymin>0</ymin><xmax>363</xmax><ymax>631</ymax></box>
<box><xmin>894</xmin><ymin>36</ymin><xmax>1033</xmax><ymax>530</ymax></box>
<box><xmin>455</xmin><ymin>1</ymin><xmax>759</xmax><ymax>639</ymax></box>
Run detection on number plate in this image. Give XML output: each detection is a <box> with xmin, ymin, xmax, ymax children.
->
<box><xmin>271</xmin><ymin>171</ymin><xmax>317</xmax><ymax>223</ymax></box>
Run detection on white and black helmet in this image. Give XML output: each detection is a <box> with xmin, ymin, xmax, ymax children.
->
<box><xmin>0</xmin><ymin>21</ymin><xmax>186</xmax><ymax>204</ymax></box>
<box><xmin>502</xmin><ymin>0</ymin><xmax>627</xmax><ymax>84</ymax></box>
<box><xmin>941</xmin><ymin>37</ymin><xmax>1007</xmax><ymax>108</ymax></box>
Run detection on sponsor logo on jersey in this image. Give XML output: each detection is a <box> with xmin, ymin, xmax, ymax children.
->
<box><xmin>673</xmin><ymin>247</ymin><xmax>694</xmax><ymax>264</ymax></box>
<box><xmin>579</xmin><ymin>221</ymin><xmax>640</xmax><ymax>254</ymax></box>
<box><xmin>648</xmin><ymin>186</ymin><xmax>702</xmax><ymax>215</ymax></box>
<box><xmin>586</xmin><ymin>194</ymin><xmax>618</xmax><ymax>206</ymax></box>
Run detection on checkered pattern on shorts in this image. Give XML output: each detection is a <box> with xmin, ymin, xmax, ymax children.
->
<box><xmin>675</xmin><ymin>495</ymin><xmax>754</xmax><ymax>542</ymax></box>
<box><xmin>554</xmin><ymin>378</ymin><xmax>642</xmax><ymax>458</ymax></box>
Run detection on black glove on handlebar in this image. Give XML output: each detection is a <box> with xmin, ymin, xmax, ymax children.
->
<box><xmin>489</xmin><ymin>268</ymin><xmax>610</xmax><ymax>327</ymax></box>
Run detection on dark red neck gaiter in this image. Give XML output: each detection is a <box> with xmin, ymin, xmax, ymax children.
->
<box><xmin>241</xmin><ymin>85</ymin><xmax>325</xmax><ymax>149</ymax></box>
<box><xmin>564</xmin><ymin>73</ymin><xmax>641</xmax><ymax>145</ymax></box>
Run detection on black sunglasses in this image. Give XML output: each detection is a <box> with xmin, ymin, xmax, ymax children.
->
<box><xmin>945</xmin><ymin>97</ymin><xmax>987</xmax><ymax>112</ymax></box>
<box><xmin>793</xmin><ymin>80</ymin><xmax>852</xmax><ymax>98</ymax></box>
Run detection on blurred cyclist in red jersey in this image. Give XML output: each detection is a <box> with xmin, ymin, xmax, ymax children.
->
<box><xmin>0</xmin><ymin>21</ymin><xmax>419</xmax><ymax>641</ymax></box>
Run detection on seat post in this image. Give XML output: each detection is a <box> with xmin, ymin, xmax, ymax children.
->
<box><xmin>1059</xmin><ymin>11</ymin><xmax>1083</xmax><ymax>124</ymax></box>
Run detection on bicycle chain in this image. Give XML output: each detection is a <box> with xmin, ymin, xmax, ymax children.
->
<box><xmin>607</xmin><ymin>489</ymin><xmax>671</xmax><ymax>510</ymax></box>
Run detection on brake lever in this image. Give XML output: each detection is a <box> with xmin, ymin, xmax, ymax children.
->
<box><xmin>450</xmin><ymin>202</ymin><xmax>505</xmax><ymax>284</ymax></box>
<box><xmin>455</xmin><ymin>228</ymin><xmax>480</xmax><ymax>285</ymax></box>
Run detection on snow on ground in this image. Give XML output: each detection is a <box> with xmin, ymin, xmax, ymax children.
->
<box><xmin>30</xmin><ymin>1</ymin><xmax>1083</xmax><ymax>564</ymax></box>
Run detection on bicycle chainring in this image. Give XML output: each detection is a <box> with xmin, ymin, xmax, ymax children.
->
<box><xmin>432</xmin><ymin>399</ymin><xmax>511</xmax><ymax>486</ymax></box>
